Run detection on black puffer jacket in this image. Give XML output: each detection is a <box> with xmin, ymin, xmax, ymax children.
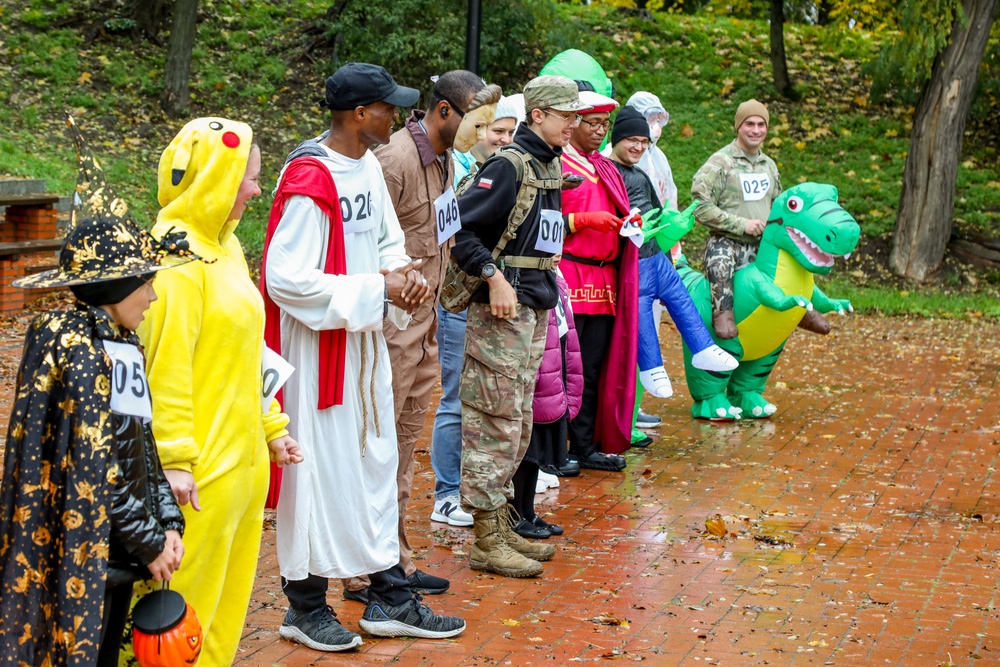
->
<box><xmin>105</xmin><ymin>377</ymin><xmax>185</xmax><ymax>586</ymax></box>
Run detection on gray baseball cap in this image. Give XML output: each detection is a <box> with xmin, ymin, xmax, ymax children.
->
<box><xmin>523</xmin><ymin>75</ymin><xmax>585</xmax><ymax>113</ymax></box>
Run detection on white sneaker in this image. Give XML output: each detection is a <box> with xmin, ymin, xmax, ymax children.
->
<box><xmin>691</xmin><ymin>344</ymin><xmax>738</xmax><ymax>372</ymax></box>
<box><xmin>430</xmin><ymin>495</ymin><xmax>473</xmax><ymax>527</ymax></box>
<box><xmin>639</xmin><ymin>367</ymin><xmax>673</xmax><ymax>398</ymax></box>
<box><xmin>537</xmin><ymin>470</ymin><xmax>559</xmax><ymax>491</ymax></box>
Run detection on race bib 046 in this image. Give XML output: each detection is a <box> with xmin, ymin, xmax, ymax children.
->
<box><xmin>434</xmin><ymin>187</ymin><xmax>461</xmax><ymax>246</ymax></box>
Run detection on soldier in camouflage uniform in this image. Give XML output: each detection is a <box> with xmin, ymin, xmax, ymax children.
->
<box><xmin>451</xmin><ymin>76</ymin><xmax>584</xmax><ymax>578</ymax></box>
<box><xmin>691</xmin><ymin>99</ymin><xmax>781</xmax><ymax>339</ymax></box>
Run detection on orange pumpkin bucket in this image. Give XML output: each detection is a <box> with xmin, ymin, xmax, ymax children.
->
<box><xmin>132</xmin><ymin>588</ymin><xmax>204</xmax><ymax>667</ymax></box>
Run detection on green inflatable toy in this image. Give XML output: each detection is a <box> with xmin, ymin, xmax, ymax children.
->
<box><xmin>677</xmin><ymin>182</ymin><xmax>860</xmax><ymax>420</ymax></box>
<box><xmin>539</xmin><ymin>49</ymin><xmax>613</xmax><ymax>97</ymax></box>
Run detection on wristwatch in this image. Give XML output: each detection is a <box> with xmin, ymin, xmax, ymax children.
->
<box><xmin>481</xmin><ymin>262</ymin><xmax>498</xmax><ymax>279</ymax></box>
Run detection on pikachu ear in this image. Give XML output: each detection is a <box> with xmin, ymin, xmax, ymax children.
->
<box><xmin>170</xmin><ymin>127</ymin><xmax>200</xmax><ymax>186</ymax></box>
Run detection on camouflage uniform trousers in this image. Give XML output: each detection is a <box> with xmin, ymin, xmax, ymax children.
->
<box><xmin>705</xmin><ymin>234</ymin><xmax>758</xmax><ymax>313</ymax></box>
<box><xmin>459</xmin><ymin>301</ymin><xmax>548</xmax><ymax>514</ymax></box>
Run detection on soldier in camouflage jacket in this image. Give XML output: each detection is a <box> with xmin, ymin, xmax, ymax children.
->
<box><xmin>691</xmin><ymin>99</ymin><xmax>781</xmax><ymax>339</ymax></box>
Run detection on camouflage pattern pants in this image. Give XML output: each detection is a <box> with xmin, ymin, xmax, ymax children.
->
<box><xmin>459</xmin><ymin>302</ymin><xmax>548</xmax><ymax>515</ymax></box>
<box><xmin>705</xmin><ymin>235</ymin><xmax>758</xmax><ymax>313</ymax></box>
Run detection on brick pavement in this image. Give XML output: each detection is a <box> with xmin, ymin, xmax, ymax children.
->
<box><xmin>1</xmin><ymin>312</ymin><xmax>997</xmax><ymax>666</ymax></box>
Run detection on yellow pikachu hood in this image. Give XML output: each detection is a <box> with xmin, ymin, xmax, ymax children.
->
<box><xmin>155</xmin><ymin>117</ymin><xmax>253</xmax><ymax>250</ymax></box>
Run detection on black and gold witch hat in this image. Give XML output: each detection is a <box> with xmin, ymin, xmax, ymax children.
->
<box><xmin>14</xmin><ymin>116</ymin><xmax>201</xmax><ymax>289</ymax></box>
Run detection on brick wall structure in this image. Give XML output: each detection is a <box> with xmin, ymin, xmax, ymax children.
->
<box><xmin>0</xmin><ymin>201</ymin><xmax>63</xmax><ymax>315</ymax></box>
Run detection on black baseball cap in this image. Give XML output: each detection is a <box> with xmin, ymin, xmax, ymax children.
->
<box><xmin>321</xmin><ymin>63</ymin><xmax>420</xmax><ymax>111</ymax></box>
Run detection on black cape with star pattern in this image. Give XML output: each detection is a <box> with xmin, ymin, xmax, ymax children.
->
<box><xmin>0</xmin><ymin>305</ymin><xmax>126</xmax><ymax>665</ymax></box>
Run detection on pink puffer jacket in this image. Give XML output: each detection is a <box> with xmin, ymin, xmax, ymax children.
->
<box><xmin>532</xmin><ymin>275</ymin><xmax>583</xmax><ymax>424</ymax></box>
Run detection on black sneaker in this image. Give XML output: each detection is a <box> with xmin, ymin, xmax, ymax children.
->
<box><xmin>359</xmin><ymin>594</ymin><xmax>466</xmax><ymax>639</ymax></box>
<box><xmin>514</xmin><ymin>517</ymin><xmax>550</xmax><ymax>539</ymax></box>
<box><xmin>407</xmin><ymin>569</ymin><xmax>450</xmax><ymax>595</ymax></box>
<box><xmin>531</xmin><ymin>515</ymin><xmax>564</xmax><ymax>536</ymax></box>
<box><xmin>279</xmin><ymin>605</ymin><xmax>362</xmax><ymax>652</ymax></box>
<box><xmin>632</xmin><ymin>435</ymin><xmax>654</xmax><ymax>448</ymax></box>
<box><xmin>343</xmin><ymin>587</ymin><xmax>369</xmax><ymax>604</ymax></box>
<box><xmin>541</xmin><ymin>458</ymin><xmax>581</xmax><ymax>478</ymax></box>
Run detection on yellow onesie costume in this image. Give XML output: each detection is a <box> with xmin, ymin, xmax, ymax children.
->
<box><xmin>130</xmin><ymin>118</ymin><xmax>289</xmax><ymax>666</ymax></box>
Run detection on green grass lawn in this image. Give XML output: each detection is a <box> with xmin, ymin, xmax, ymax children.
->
<box><xmin>1</xmin><ymin>0</ymin><xmax>997</xmax><ymax>316</ymax></box>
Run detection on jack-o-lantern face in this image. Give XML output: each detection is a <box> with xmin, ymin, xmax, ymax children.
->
<box><xmin>133</xmin><ymin>602</ymin><xmax>203</xmax><ymax>666</ymax></box>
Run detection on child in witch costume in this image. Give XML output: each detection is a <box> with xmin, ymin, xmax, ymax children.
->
<box><xmin>0</xmin><ymin>120</ymin><xmax>192</xmax><ymax>667</ymax></box>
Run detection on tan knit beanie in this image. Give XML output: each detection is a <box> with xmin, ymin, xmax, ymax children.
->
<box><xmin>734</xmin><ymin>99</ymin><xmax>769</xmax><ymax>132</ymax></box>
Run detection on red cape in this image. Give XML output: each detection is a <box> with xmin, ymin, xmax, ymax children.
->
<box><xmin>585</xmin><ymin>151</ymin><xmax>638</xmax><ymax>455</ymax></box>
<box><xmin>260</xmin><ymin>156</ymin><xmax>345</xmax><ymax>508</ymax></box>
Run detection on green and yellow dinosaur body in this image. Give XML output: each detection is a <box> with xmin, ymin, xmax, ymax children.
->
<box><xmin>678</xmin><ymin>182</ymin><xmax>860</xmax><ymax>420</ymax></box>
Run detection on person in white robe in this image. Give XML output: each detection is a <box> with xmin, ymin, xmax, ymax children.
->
<box><xmin>263</xmin><ymin>62</ymin><xmax>466</xmax><ymax>653</ymax></box>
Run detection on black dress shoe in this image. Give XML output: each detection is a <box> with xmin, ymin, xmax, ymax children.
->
<box><xmin>632</xmin><ymin>435</ymin><xmax>654</xmax><ymax>448</ymax></box>
<box><xmin>343</xmin><ymin>587</ymin><xmax>369</xmax><ymax>604</ymax></box>
<box><xmin>514</xmin><ymin>518</ymin><xmax>550</xmax><ymax>539</ymax></box>
<box><xmin>578</xmin><ymin>452</ymin><xmax>626</xmax><ymax>472</ymax></box>
<box><xmin>407</xmin><ymin>569</ymin><xmax>450</xmax><ymax>595</ymax></box>
<box><xmin>531</xmin><ymin>515</ymin><xmax>563</xmax><ymax>536</ymax></box>
<box><xmin>541</xmin><ymin>458</ymin><xmax>581</xmax><ymax>478</ymax></box>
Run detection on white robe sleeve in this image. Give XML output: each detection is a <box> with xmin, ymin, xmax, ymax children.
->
<box><xmin>266</xmin><ymin>195</ymin><xmax>387</xmax><ymax>333</ymax></box>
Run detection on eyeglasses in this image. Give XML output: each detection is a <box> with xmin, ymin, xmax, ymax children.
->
<box><xmin>579</xmin><ymin>118</ymin><xmax>610</xmax><ymax>133</ymax></box>
<box><xmin>542</xmin><ymin>109</ymin><xmax>582</xmax><ymax>126</ymax></box>
<box><xmin>621</xmin><ymin>137</ymin><xmax>650</xmax><ymax>149</ymax></box>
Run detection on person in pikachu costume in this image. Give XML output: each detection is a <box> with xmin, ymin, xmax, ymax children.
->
<box><xmin>126</xmin><ymin>118</ymin><xmax>302</xmax><ymax>666</ymax></box>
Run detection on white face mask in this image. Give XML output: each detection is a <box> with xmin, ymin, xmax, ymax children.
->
<box><xmin>648</xmin><ymin>121</ymin><xmax>663</xmax><ymax>143</ymax></box>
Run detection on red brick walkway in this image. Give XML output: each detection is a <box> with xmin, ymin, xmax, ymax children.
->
<box><xmin>232</xmin><ymin>316</ymin><xmax>1000</xmax><ymax>666</ymax></box>
<box><xmin>1</xmin><ymin>313</ymin><xmax>998</xmax><ymax>665</ymax></box>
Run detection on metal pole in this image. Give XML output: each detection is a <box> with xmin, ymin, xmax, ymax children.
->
<box><xmin>464</xmin><ymin>0</ymin><xmax>481</xmax><ymax>74</ymax></box>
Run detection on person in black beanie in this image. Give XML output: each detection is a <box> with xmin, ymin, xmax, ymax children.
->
<box><xmin>608</xmin><ymin>106</ymin><xmax>738</xmax><ymax>406</ymax></box>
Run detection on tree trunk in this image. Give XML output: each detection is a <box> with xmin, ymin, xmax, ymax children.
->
<box><xmin>769</xmin><ymin>0</ymin><xmax>796</xmax><ymax>98</ymax></box>
<box><xmin>889</xmin><ymin>0</ymin><xmax>998</xmax><ymax>281</ymax></box>
<box><xmin>817</xmin><ymin>0</ymin><xmax>833</xmax><ymax>25</ymax></box>
<box><xmin>161</xmin><ymin>0</ymin><xmax>199</xmax><ymax>118</ymax></box>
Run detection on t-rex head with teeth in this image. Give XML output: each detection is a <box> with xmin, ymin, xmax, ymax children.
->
<box><xmin>763</xmin><ymin>183</ymin><xmax>860</xmax><ymax>276</ymax></box>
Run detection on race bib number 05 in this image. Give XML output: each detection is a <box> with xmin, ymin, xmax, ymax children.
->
<box><xmin>535</xmin><ymin>209</ymin><xmax>564</xmax><ymax>254</ymax></box>
<box><xmin>103</xmin><ymin>341</ymin><xmax>152</xmax><ymax>421</ymax></box>
<box><xmin>738</xmin><ymin>173</ymin><xmax>770</xmax><ymax>202</ymax></box>
<box><xmin>434</xmin><ymin>187</ymin><xmax>461</xmax><ymax>246</ymax></box>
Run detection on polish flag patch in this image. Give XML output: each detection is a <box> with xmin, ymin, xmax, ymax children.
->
<box><xmin>478</xmin><ymin>178</ymin><xmax>493</xmax><ymax>189</ymax></box>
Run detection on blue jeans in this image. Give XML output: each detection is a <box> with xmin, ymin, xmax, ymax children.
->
<box><xmin>430</xmin><ymin>305</ymin><xmax>467</xmax><ymax>500</ymax></box>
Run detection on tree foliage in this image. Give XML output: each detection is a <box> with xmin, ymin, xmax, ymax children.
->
<box><xmin>868</xmin><ymin>0</ymin><xmax>968</xmax><ymax>101</ymax></box>
<box><xmin>305</xmin><ymin>0</ymin><xmax>573</xmax><ymax>95</ymax></box>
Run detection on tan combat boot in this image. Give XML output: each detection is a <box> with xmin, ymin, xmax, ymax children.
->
<box><xmin>499</xmin><ymin>505</ymin><xmax>555</xmax><ymax>562</ymax></box>
<box><xmin>470</xmin><ymin>509</ymin><xmax>543</xmax><ymax>578</ymax></box>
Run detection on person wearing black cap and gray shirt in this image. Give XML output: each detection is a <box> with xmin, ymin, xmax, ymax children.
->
<box><xmin>262</xmin><ymin>62</ymin><xmax>465</xmax><ymax>652</ymax></box>
<box><xmin>341</xmin><ymin>70</ymin><xmax>485</xmax><ymax>604</ymax></box>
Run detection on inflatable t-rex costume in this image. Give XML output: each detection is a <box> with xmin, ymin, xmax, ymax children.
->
<box><xmin>678</xmin><ymin>182</ymin><xmax>860</xmax><ymax>420</ymax></box>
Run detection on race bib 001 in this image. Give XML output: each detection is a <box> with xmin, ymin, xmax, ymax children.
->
<box><xmin>434</xmin><ymin>187</ymin><xmax>461</xmax><ymax>246</ymax></box>
<box><xmin>103</xmin><ymin>341</ymin><xmax>152</xmax><ymax>421</ymax></box>
<box><xmin>535</xmin><ymin>209</ymin><xmax>564</xmax><ymax>254</ymax></box>
<box><xmin>738</xmin><ymin>173</ymin><xmax>770</xmax><ymax>202</ymax></box>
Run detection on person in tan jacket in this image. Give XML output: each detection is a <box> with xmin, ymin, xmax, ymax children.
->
<box><xmin>342</xmin><ymin>70</ymin><xmax>485</xmax><ymax>601</ymax></box>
